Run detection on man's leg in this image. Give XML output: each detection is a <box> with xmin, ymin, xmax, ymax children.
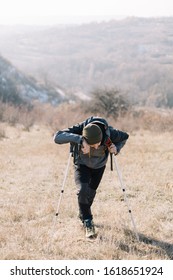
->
<box><xmin>74</xmin><ymin>164</ymin><xmax>92</xmax><ymax>221</ymax></box>
<box><xmin>89</xmin><ymin>166</ymin><xmax>106</xmax><ymax>206</ymax></box>
<box><xmin>74</xmin><ymin>165</ymin><xmax>105</xmax><ymax>221</ymax></box>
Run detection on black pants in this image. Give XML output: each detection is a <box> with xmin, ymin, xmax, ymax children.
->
<box><xmin>74</xmin><ymin>164</ymin><xmax>106</xmax><ymax>221</ymax></box>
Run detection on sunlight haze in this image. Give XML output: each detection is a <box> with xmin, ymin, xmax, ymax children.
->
<box><xmin>0</xmin><ymin>0</ymin><xmax>173</xmax><ymax>25</ymax></box>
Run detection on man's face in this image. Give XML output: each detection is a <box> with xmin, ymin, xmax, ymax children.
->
<box><xmin>89</xmin><ymin>142</ymin><xmax>101</xmax><ymax>149</ymax></box>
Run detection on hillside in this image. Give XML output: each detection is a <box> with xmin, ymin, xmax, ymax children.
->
<box><xmin>0</xmin><ymin>16</ymin><xmax>173</xmax><ymax>261</ymax></box>
<box><xmin>0</xmin><ymin>17</ymin><xmax>173</xmax><ymax>107</ymax></box>
<box><xmin>0</xmin><ymin>55</ymin><xmax>66</xmax><ymax>105</ymax></box>
<box><xmin>0</xmin><ymin>123</ymin><xmax>172</xmax><ymax>260</ymax></box>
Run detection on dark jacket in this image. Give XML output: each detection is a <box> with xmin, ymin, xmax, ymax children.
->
<box><xmin>54</xmin><ymin>116</ymin><xmax>129</xmax><ymax>169</ymax></box>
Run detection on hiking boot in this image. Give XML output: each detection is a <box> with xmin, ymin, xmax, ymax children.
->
<box><xmin>83</xmin><ymin>219</ymin><xmax>96</xmax><ymax>238</ymax></box>
<box><xmin>78</xmin><ymin>213</ymin><xmax>84</xmax><ymax>224</ymax></box>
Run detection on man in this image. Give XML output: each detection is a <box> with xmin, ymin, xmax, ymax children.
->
<box><xmin>54</xmin><ymin>116</ymin><xmax>129</xmax><ymax>238</ymax></box>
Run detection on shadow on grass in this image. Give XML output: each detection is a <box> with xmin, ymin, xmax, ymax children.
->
<box><xmin>124</xmin><ymin>229</ymin><xmax>173</xmax><ymax>260</ymax></box>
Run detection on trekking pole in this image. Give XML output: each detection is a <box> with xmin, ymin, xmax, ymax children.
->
<box><xmin>55</xmin><ymin>152</ymin><xmax>71</xmax><ymax>217</ymax></box>
<box><xmin>113</xmin><ymin>155</ymin><xmax>140</xmax><ymax>242</ymax></box>
<box><xmin>47</xmin><ymin>153</ymin><xmax>71</xmax><ymax>253</ymax></box>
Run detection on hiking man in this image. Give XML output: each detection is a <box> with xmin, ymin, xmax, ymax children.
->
<box><xmin>54</xmin><ymin>116</ymin><xmax>129</xmax><ymax>238</ymax></box>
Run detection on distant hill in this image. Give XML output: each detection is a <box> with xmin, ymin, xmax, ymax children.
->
<box><xmin>0</xmin><ymin>55</ymin><xmax>66</xmax><ymax>105</ymax></box>
<box><xmin>0</xmin><ymin>17</ymin><xmax>173</xmax><ymax>107</ymax></box>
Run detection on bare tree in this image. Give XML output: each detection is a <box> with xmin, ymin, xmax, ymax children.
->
<box><xmin>85</xmin><ymin>87</ymin><xmax>129</xmax><ymax>119</ymax></box>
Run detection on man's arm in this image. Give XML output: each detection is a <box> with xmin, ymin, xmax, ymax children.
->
<box><xmin>110</xmin><ymin>128</ymin><xmax>129</xmax><ymax>153</ymax></box>
<box><xmin>54</xmin><ymin>122</ymin><xmax>84</xmax><ymax>145</ymax></box>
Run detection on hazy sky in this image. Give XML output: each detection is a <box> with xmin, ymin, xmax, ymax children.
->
<box><xmin>0</xmin><ymin>0</ymin><xmax>173</xmax><ymax>25</ymax></box>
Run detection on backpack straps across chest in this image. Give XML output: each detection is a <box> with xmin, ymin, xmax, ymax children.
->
<box><xmin>105</xmin><ymin>137</ymin><xmax>113</xmax><ymax>171</ymax></box>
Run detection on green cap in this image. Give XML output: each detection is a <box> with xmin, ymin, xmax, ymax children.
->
<box><xmin>82</xmin><ymin>123</ymin><xmax>102</xmax><ymax>145</ymax></box>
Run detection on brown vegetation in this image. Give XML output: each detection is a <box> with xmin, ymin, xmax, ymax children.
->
<box><xmin>0</xmin><ymin>103</ymin><xmax>173</xmax><ymax>260</ymax></box>
<box><xmin>1</xmin><ymin>16</ymin><xmax>172</xmax><ymax>260</ymax></box>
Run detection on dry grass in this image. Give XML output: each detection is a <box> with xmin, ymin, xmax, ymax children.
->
<box><xmin>0</xmin><ymin>119</ymin><xmax>173</xmax><ymax>260</ymax></box>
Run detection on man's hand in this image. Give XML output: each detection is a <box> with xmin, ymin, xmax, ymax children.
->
<box><xmin>108</xmin><ymin>144</ymin><xmax>118</xmax><ymax>155</ymax></box>
<box><xmin>81</xmin><ymin>138</ymin><xmax>90</xmax><ymax>154</ymax></box>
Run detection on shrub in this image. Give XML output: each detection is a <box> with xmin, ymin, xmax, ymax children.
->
<box><xmin>85</xmin><ymin>87</ymin><xmax>129</xmax><ymax>119</ymax></box>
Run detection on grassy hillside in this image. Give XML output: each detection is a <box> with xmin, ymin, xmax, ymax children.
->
<box><xmin>0</xmin><ymin>120</ymin><xmax>172</xmax><ymax>260</ymax></box>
